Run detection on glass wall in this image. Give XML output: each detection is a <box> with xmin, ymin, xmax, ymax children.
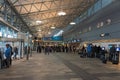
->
<box><xmin>0</xmin><ymin>23</ymin><xmax>17</xmax><ymax>38</ymax></box>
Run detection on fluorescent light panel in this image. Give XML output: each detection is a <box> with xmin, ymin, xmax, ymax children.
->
<box><xmin>38</xmin><ymin>29</ymin><xmax>41</xmax><ymax>31</ymax></box>
<box><xmin>48</xmin><ymin>32</ymin><xmax>51</xmax><ymax>34</ymax></box>
<box><xmin>36</xmin><ymin>20</ymin><xmax>42</xmax><ymax>24</ymax></box>
<box><xmin>58</xmin><ymin>11</ymin><xmax>66</xmax><ymax>16</ymax></box>
<box><xmin>70</xmin><ymin>22</ymin><xmax>76</xmax><ymax>25</ymax></box>
<box><xmin>51</xmin><ymin>26</ymin><xmax>56</xmax><ymax>29</ymax></box>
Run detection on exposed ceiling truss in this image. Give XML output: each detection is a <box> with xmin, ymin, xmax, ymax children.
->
<box><xmin>8</xmin><ymin>0</ymin><xmax>96</xmax><ymax>37</ymax></box>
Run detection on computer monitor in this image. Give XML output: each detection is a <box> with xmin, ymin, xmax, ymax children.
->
<box><xmin>116</xmin><ymin>47</ymin><xmax>120</xmax><ymax>51</ymax></box>
<box><xmin>102</xmin><ymin>47</ymin><xmax>105</xmax><ymax>50</ymax></box>
<box><xmin>77</xmin><ymin>39</ymin><xmax>80</xmax><ymax>42</ymax></box>
<box><xmin>73</xmin><ymin>40</ymin><xmax>77</xmax><ymax>42</ymax></box>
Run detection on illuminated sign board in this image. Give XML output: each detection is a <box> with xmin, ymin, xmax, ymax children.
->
<box><xmin>43</xmin><ymin>36</ymin><xmax>63</xmax><ymax>41</ymax></box>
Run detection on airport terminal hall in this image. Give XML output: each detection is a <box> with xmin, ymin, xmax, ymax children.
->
<box><xmin>0</xmin><ymin>0</ymin><xmax>120</xmax><ymax>80</ymax></box>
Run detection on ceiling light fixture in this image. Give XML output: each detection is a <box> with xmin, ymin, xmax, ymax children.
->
<box><xmin>38</xmin><ymin>29</ymin><xmax>41</xmax><ymax>32</ymax></box>
<box><xmin>48</xmin><ymin>32</ymin><xmax>51</xmax><ymax>34</ymax></box>
<box><xmin>51</xmin><ymin>26</ymin><xmax>56</xmax><ymax>29</ymax></box>
<box><xmin>70</xmin><ymin>22</ymin><xmax>76</xmax><ymax>25</ymax></box>
<box><xmin>36</xmin><ymin>20</ymin><xmax>42</xmax><ymax>24</ymax></box>
<box><xmin>58</xmin><ymin>11</ymin><xmax>66</xmax><ymax>16</ymax></box>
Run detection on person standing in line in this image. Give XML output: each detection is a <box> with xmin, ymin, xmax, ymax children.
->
<box><xmin>65</xmin><ymin>45</ymin><xmax>68</xmax><ymax>53</ymax></box>
<box><xmin>109</xmin><ymin>45</ymin><xmax>116</xmax><ymax>61</ymax></box>
<box><xmin>73</xmin><ymin>46</ymin><xmax>76</xmax><ymax>54</ymax></box>
<box><xmin>87</xmin><ymin>44</ymin><xmax>92</xmax><ymax>57</ymax></box>
<box><xmin>96</xmin><ymin>45</ymin><xmax>102</xmax><ymax>58</ymax></box>
<box><xmin>110</xmin><ymin>45</ymin><xmax>116</xmax><ymax>54</ymax></box>
<box><xmin>45</xmin><ymin>46</ymin><xmax>50</xmax><ymax>55</ymax></box>
<box><xmin>8</xmin><ymin>44</ymin><xmax>13</xmax><ymax>66</ymax></box>
<box><xmin>81</xmin><ymin>46</ymin><xmax>86</xmax><ymax>57</ymax></box>
<box><xmin>37</xmin><ymin>44</ymin><xmax>41</xmax><ymax>53</ymax></box>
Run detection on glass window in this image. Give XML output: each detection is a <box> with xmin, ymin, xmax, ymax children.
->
<box><xmin>102</xmin><ymin>0</ymin><xmax>113</xmax><ymax>8</ymax></box>
<box><xmin>94</xmin><ymin>1</ymin><xmax>101</xmax><ymax>13</ymax></box>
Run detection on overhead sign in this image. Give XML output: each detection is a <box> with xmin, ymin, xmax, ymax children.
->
<box><xmin>43</xmin><ymin>36</ymin><xmax>63</xmax><ymax>41</ymax></box>
<box><xmin>52</xmin><ymin>36</ymin><xmax>63</xmax><ymax>41</ymax></box>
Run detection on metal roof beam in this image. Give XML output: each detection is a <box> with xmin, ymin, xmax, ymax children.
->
<box><xmin>20</xmin><ymin>1</ymin><xmax>90</xmax><ymax>15</ymax></box>
<box><xmin>4</xmin><ymin>0</ymin><xmax>32</xmax><ymax>33</ymax></box>
<box><xmin>13</xmin><ymin>0</ymin><xmax>60</xmax><ymax>7</ymax></box>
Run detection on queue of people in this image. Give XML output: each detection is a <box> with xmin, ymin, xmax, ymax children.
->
<box><xmin>79</xmin><ymin>44</ymin><xmax>119</xmax><ymax>64</ymax></box>
<box><xmin>80</xmin><ymin>44</ymin><xmax>104</xmax><ymax>58</ymax></box>
<box><xmin>36</xmin><ymin>44</ymin><xmax>78</xmax><ymax>54</ymax></box>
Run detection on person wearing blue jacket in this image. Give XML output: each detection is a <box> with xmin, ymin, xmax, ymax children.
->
<box><xmin>5</xmin><ymin>44</ymin><xmax>11</xmax><ymax>68</ymax></box>
<box><xmin>87</xmin><ymin>44</ymin><xmax>92</xmax><ymax>57</ymax></box>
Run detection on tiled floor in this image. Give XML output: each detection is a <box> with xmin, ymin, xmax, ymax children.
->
<box><xmin>0</xmin><ymin>52</ymin><xmax>120</xmax><ymax>80</ymax></box>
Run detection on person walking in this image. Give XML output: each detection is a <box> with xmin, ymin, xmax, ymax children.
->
<box><xmin>13</xmin><ymin>47</ymin><xmax>18</xmax><ymax>59</ymax></box>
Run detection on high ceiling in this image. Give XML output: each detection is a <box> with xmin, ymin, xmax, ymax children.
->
<box><xmin>9</xmin><ymin>0</ymin><xmax>96</xmax><ymax>37</ymax></box>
